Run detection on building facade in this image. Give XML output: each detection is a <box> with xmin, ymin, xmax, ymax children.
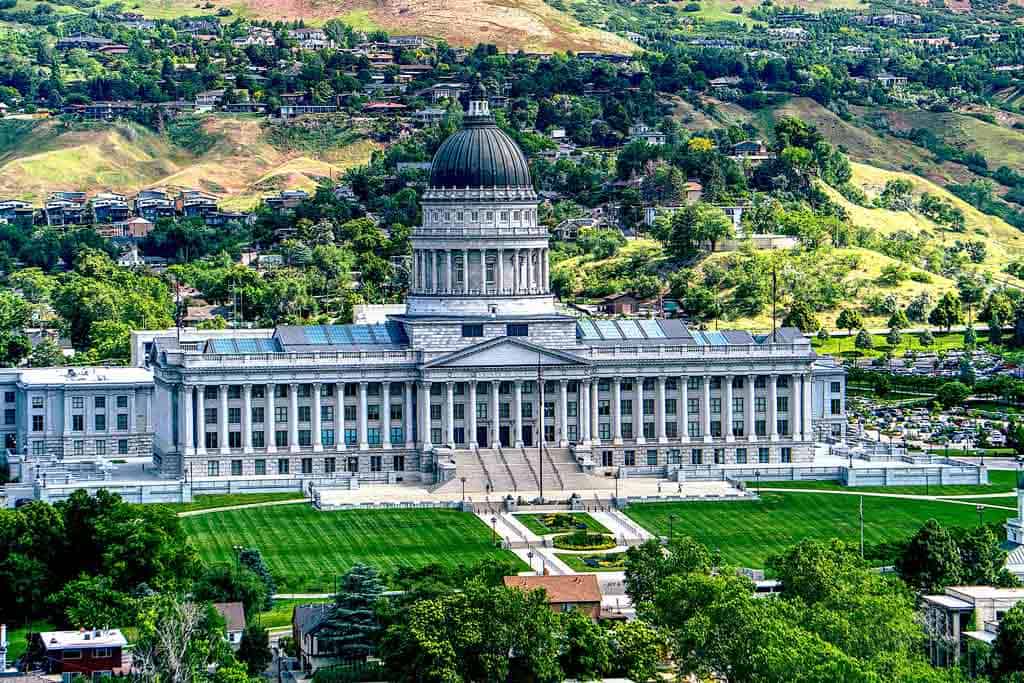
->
<box><xmin>148</xmin><ymin>86</ymin><xmax>843</xmax><ymax>486</ymax></box>
<box><xmin>0</xmin><ymin>367</ymin><xmax>154</xmax><ymax>460</ymax></box>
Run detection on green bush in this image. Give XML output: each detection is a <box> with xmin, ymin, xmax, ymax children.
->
<box><xmin>552</xmin><ymin>532</ymin><xmax>616</xmax><ymax>551</ymax></box>
<box><xmin>312</xmin><ymin>662</ymin><xmax>385</xmax><ymax>683</ymax></box>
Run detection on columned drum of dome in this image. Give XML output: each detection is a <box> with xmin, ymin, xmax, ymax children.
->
<box><xmin>407</xmin><ymin>84</ymin><xmax>556</xmax><ymax>318</ymax></box>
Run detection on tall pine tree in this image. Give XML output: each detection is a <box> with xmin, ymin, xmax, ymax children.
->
<box><xmin>320</xmin><ymin>564</ymin><xmax>384</xmax><ymax>662</ymax></box>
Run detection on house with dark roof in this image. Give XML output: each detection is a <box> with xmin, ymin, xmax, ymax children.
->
<box><xmin>292</xmin><ymin>603</ymin><xmax>337</xmax><ymax>673</ymax></box>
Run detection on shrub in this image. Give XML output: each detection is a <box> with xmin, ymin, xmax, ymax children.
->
<box><xmin>552</xmin><ymin>532</ymin><xmax>616</xmax><ymax>551</ymax></box>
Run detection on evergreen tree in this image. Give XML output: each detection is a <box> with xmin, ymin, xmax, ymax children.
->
<box><xmin>320</xmin><ymin>564</ymin><xmax>385</xmax><ymax>661</ymax></box>
<box><xmin>990</xmin><ymin>311</ymin><xmax>1003</xmax><ymax>347</ymax></box>
<box><xmin>886</xmin><ymin>328</ymin><xmax>901</xmax><ymax>348</ymax></box>
<box><xmin>238</xmin><ymin>548</ymin><xmax>275</xmax><ymax>611</ymax></box>
<box><xmin>964</xmin><ymin>324</ymin><xmax>977</xmax><ymax>350</ymax></box>
<box><xmin>237</xmin><ymin>624</ymin><xmax>272</xmax><ymax>675</ymax></box>
<box><xmin>895</xmin><ymin>519</ymin><xmax>964</xmax><ymax>593</ymax></box>
<box><xmin>854</xmin><ymin>329</ymin><xmax>873</xmax><ymax>352</ymax></box>
<box><xmin>920</xmin><ymin>329</ymin><xmax>935</xmax><ymax>348</ymax></box>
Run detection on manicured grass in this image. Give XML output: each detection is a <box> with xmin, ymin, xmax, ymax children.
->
<box><xmin>812</xmin><ymin>330</ymin><xmax>983</xmax><ymax>359</ymax></box>
<box><xmin>949</xmin><ymin>496</ymin><xmax>1016</xmax><ymax>509</ymax></box>
<box><xmin>6</xmin><ymin>619</ymin><xmax>54</xmax><ymax>662</ymax></box>
<box><xmin>556</xmin><ymin>552</ymin><xmax>626</xmax><ymax>573</ymax></box>
<box><xmin>749</xmin><ymin>469</ymin><xmax>1016</xmax><ymax>497</ymax></box>
<box><xmin>183</xmin><ymin>507</ymin><xmax>526</xmax><ymax>592</ymax></box>
<box><xmin>169</xmin><ymin>492</ymin><xmax>306</xmax><ymax>512</ymax></box>
<box><xmin>257</xmin><ymin>598</ymin><xmax>330</xmax><ymax>629</ymax></box>
<box><xmin>928</xmin><ymin>446</ymin><xmax>1020</xmax><ymax>456</ymax></box>
<box><xmin>624</xmin><ymin>493</ymin><xmax>1010</xmax><ymax>569</ymax></box>
<box><xmin>514</xmin><ymin>512</ymin><xmax>611</xmax><ymax>536</ymax></box>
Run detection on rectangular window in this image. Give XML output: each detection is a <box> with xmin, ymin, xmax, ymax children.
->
<box><xmin>255</xmin><ymin>459</ymin><xmax>266</xmax><ymax>475</ymax></box>
<box><xmin>94</xmin><ymin>396</ymin><xmax>106</xmax><ymax>409</ymax></box>
<box><xmin>204</xmin><ymin>408</ymin><xmax>217</xmax><ymax>426</ymax></box>
<box><xmin>325</xmin><ymin>457</ymin><xmax>336</xmax><ymax>474</ymax></box>
<box><xmin>781</xmin><ymin>447</ymin><xmax>792</xmax><ymax>463</ymax></box>
<box><xmin>777</xmin><ymin>419</ymin><xmax>789</xmax><ymax>436</ymax></box>
<box><xmin>543</xmin><ymin>402</ymin><xmax>554</xmax><ymax>419</ymax></box>
<box><xmin>72</xmin><ymin>396</ymin><xmax>84</xmax><ymax>409</ymax></box>
<box><xmin>371</xmin><ymin>455</ymin><xmax>382</xmax><ymax>472</ymax></box>
<box><xmin>93</xmin><ymin>647</ymin><xmax>112</xmax><ymax>659</ymax></box>
<box><xmin>462</xmin><ymin>324</ymin><xmax>484</xmax><ymax>337</ymax></box>
<box><xmin>476</xmin><ymin>402</ymin><xmax>487</xmax><ymax>419</ymax></box>
<box><xmin>345</xmin><ymin>405</ymin><xmax>357</xmax><ymax>421</ymax></box>
<box><xmin>431</xmin><ymin>427</ymin><xmax>442</xmax><ymax>444</ymax></box>
<box><xmin>500</xmin><ymin>403</ymin><xmax>510</xmax><ymax>419</ymax></box>
<box><xmin>668</xmin><ymin>448</ymin><xmax>681</xmax><ymax>464</ymax></box>
<box><xmin>299</xmin><ymin>430</ymin><xmax>311</xmax><ymax>446</ymax></box>
<box><xmin>253</xmin><ymin>386</ymin><xmax>266</xmax><ymax>399</ymax></box>
<box><xmin>758</xmin><ymin>447</ymin><xmax>770</xmax><ymax>464</ymax></box>
<box><xmin>298</xmin><ymin>406</ymin><xmax>311</xmax><ymax>423</ymax></box>
<box><xmin>735</xmin><ymin>448</ymin><xmax>747</xmax><ymax>464</ymax></box>
<box><xmin>229</xmin><ymin>431</ymin><xmax>241</xmax><ymax>448</ymax></box>
<box><xmin>733</xmin><ymin>397</ymin><xmax>744</xmax><ymax>414</ymax></box>
<box><xmin>624</xmin><ymin>450</ymin><xmax>636</xmax><ymax>466</ymax></box>
<box><xmin>455</xmin><ymin>403</ymin><xmax>465</xmax><ymax>420</ymax></box>
<box><xmin>32</xmin><ymin>441</ymin><xmax>44</xmax><ymax>456</ymax></box>
<box><xmin>666</xmin><ymin>398</ymin><xmax>677</xmax><ymax>415</ymax></box>
<box><xmin>393</xmin><ymin>455</ymin><xmax>405</xmax><ymax>471</ymax></box>
<box><xmin>688</xmin><ymin>398</ymin><xmax>699</xmax><ymax>415</ymax></box>
<box><xmin>302</xmin><ymin>458</ymin><xmax>313</xmax><ymax>474</ymax></box>
<box><xmin>643</xmin><ymin>398</ymin><xmax>654</xmax><ymax>416</ymax></box>
<box><xmin>2</xmin><ymin>407</ymin><xmax>12</xmax><ymax>425</ymax></box>
<box><xmin>275</xmin><ymin>430</ymin><xmax>287</xmax><ymax>447</ymax></box>
<box><xmin>506</xmin><ymin>323</ymin><xmax>529</xmax><ymax>337</ymax></box>
<box><xmin>28</xmin><ymin>413</ymin><xmax>42</xmax><ymax>431</ymax></box>
<box><xmin>345</xmin><ymin>429</ymin><xmax>357</xmax><ymax>445</ymax></box>
<box><xmin>430</xmin><ymin>405</ymin><xmax>442</xmax><ymax>421</ymax></box>
<box><xmin>755</xmin><ymin>419</ymin><xmax>767</xmax><ymax>436</ymax></box>
<box><xmin>390</xmin><ymin>403</ymin><xmax>403</xmax><ymax>421</ymax></box>
<box><xmin>252</xmin><ymin>407</ymin><xmax>265</xmax><ymax>424</ymax></box>
<box><xmin>322</xmin><ymin>429</ymin><xmax>335</xmax><ymax>446</ymax></box>
<box><xmin>666</xmin><ymin>422</ymin><xmax>678</xmax><ymax>438</ymax></box>
<box><xmin>391</xmin><ymin>426</ymin><xmax>404</xmax><ymax>444</ymax></box>
<box><xmin>231</xmin><ymin>459</ymin><xmax>242</xmax><ymax>476</ymax></box>
<box><xmin>643</xmin><ymin>422</ymin><xmax>655</xmax><ymax>439</ymax></box>
<box><xmin>32</xmin><ymin>396</ymin><xmax>44</xmax><ymax>409</ymax></box>
<box><xmin>321</xmin><ymin>405</ymin><xmax>334</xmax><ymax>422</ymax></box>
<box><xmin>568</xmin><ymin>424</ymin><xmax>578</xmax><ymax>441</ymax></box>
<box><xmin>710</xmin><ymin>398</ymin><xmax>721</xmax><ymax>415</ymax></box>
<box><xmin>252</xmin><ymin>431</ymin><xmax>265</xmax><ymax>448</ymax></box>
<box><xmin>522</xmin><ymin>403</ymin><xmax>533</xmax><ymax>418</ymax></box>
<box><xmin>63</xmin><ymin>650</ymin><xmax>81</xmax><ymax>660</ymax></box>
<box><xmin>368</xmin><ymin>428</ymin><xmax>381</xmax><ymax>446</ymax></box>
<box><xmin>622</xmin><ymin>422</ymin><xmax>633</xmax><ymax>439</ymax></box>
<box><xmin>278</xmin><ymin>458</ymin><xmax>289</xmax><ymax>474</ymax></box>
<box><xmin>710</xmin><ymin>421</ymin><xmax>721</xmax><ymax>438</ymax></box>
<box><xmin>599</xmin><ymin>400</ymin><xmax>610</xmax><ymax>416</ymax></box>
<box><xmin>830</xmin><ymin>381</ymin><xmax>841</xmax><ymax>393</ymax></box>
<box><xmin>687</xmin><ymin>377</ymin><xmax>699</xmax><ymax>390</ymax></box>
<box><xmin>298</xmin><ymin>385</ymin><xmax>311</xmax><ymax>398</ymax></box>
<box><xmin>690</xmin><ymin>448</ymin><xmax>702</xmax><ymax>465</ymax></box>
<box><xmin>72</xmin><ymin>414</ymin><xmax>84</xmax><ymax>431</ymax></box>
<box><xmin>599</xmin><ymin>423</ymin><xmax>611</xmax><ymax>440</ymax></box>
<box><xmin>831</xmin><ymin>398</ymin><xmax>842</xmax><ymax>415</ymax></box>
<box><xmin>228</xmin><ymin>408</ymin><xmax>241</xmax><ymax>424</ymax></box>
<box><xmin>95</xmin><ymin>440</ymin><xmax>106</xmax><ymax>455</ymax></box>
<box><xmin>205</xmin><ymin>432</ymin><xmax>218</xmax><ymax>449</ymax></box>
<box><xmin>73</xmin><ymin>440</ymin><xmax>84</xmax><ymax>456</ymax></box>
<box><xmin>205</xmin><ymin>387</ymin><xmax>218</xmax><ymax>400</ymax></box>
<box><xmin>777</xmin><ymin>396</ymin><xmax>789</xmax><ymax>413</ymax></box>
<box><xmin>275</xmin><ymin>407</ymin><xmax>288</xmax><ymax>423</ymax></box>
<box><xmin>646</xmin><ymin>449</ymin><xmax>658</xmax><ymax>466</ymax></box>
<box><xmin>621</xmin><ymin>399</ymin><xmax>632</xmax><ymax>416</ymax></box>
<box><xmin>117</xmin><ymin>439</ymin><xmax>128</xmax><ymax>455</ymax></box>
<box><xmin>207</xmin><ymin>461</ymin><xmax>219</xmax><ymax>476</ymax></box>
<box><xmin>95</xmin><ymin>414</ymin><xmax>106</xmax><ymax>431</ymax></box>
<box><xmin>567</xmin><ymin>401</ymin><xmax>577</xmax><ymax>418</ymax></box>
<box><xmin>755</xmin><ymin>397</ymin><xmax>767</xmax><ymax>413</ymax></box>
<box><xmin>733</xmin><ymin>420</ymin><xmax>744</xmax><ymax>437</ymax></box>
<box><xmin>228</xmin><ymin>386</ymin><xmax>241</xmax><ymax>399</ymax></box>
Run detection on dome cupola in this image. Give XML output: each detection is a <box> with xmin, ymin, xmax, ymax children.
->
<box><xmin>428</xmin><ymin>80</ymin><xmax>532</xmax><ymax>191</ymax></box>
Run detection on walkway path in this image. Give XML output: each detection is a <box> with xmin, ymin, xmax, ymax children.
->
<box><xmin>176</xmin><ymin>497</ymin><xmax>308</xmax><ymax>517</ymax></box>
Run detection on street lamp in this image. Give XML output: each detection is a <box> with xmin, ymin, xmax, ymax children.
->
<box><xmin>460</xmin><ymin>476</ymin><xmax>467</xmax><ymax>504</ymax></box>
<box><xmin>755</xmin><ymin>470</ymin><xmax>761</xmax><ymax>494</ymax></box>
<box><xmin>490</xmin><ymin>516</ymin><xmax>497</xmax><ymax>545</ymax></box>
<box><xmin>977</xmin><ymin>504</ymin><xmax>985</xmax><ymax>527</ymax></box>
<box><xmin>527</xmin><ymin>550</ymin><xmax>534</xmax><ymax>573</ymax></box>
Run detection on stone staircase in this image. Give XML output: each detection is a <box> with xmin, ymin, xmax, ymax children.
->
<box><xmin>437</xmin><ymin>446</ymin><xmax>614</xmax><ymax>495</ymax></box>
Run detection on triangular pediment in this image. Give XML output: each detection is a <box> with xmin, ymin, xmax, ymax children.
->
<box><xmin>425</xmin><ymin>337</ymin><xmax>589</xmax><ymax>369</ymax></box>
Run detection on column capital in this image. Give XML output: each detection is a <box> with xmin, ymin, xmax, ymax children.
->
<box><xmin>288</xmin><ymin>381</ymin><xmax>298</xmax><ymax>389</ymax></box>
<box><xmin>242</xmin><ymin>382</ymin><xmax>252</xmax><ymax>391</ymax></box>
<box><xmin>559</xmin><ymin>378</ymin><xmax>568</xmax><ymax>387</ymax></box>
<box><xmin>312</xmin><ymin>380</ymin><xmax>322</xmax><ymax>387</ymax></box>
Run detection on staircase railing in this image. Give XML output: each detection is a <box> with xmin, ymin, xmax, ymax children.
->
<box><xmin>521</xmin><ymin>447</ymin><xmax>541</xmax><ymax>491</ymax></box>
<box><xmin>496</xmin><ymin>446</ymin><xmax>517</xmax><ymax>492</ymax></box>
<box><xmin>472</xmin><ymin>446</ymin><xmax>494</xmax><ymax>491</ymax></box>
<box><xmin>542</xmin><ymin>444</ymin><xmax>565</xmax><ymax>490</ymax></box>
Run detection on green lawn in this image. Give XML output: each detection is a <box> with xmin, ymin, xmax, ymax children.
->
<box><xmin>169</xmin><ymin>492</ymin><xmax>306</xmax><ymax>512</ymax></box>
<box><xmin>812</xmin><ymin>330</ymin><xmax>986</xmax><ymax>359</ymax></box>
<box><xmin>6</xmin><ymin>619</ymin><xmax>54</xmax><ymax>663</ymax></box>
<box><xmin>514</xmin><ymin>512</ymin><xmax>611</xmax><ymax>536</ymax></box>
<box><xmin>257</xmin><ymin>598</ymin><xmax>330</xmax><ymax>629</ymax></box>
<box><xmin>556</xmin><ymin>552</ymin><xmax>626</xmax><ymax>572</ymax></box>
<box><xmin>623</xmin><ymin>493</ymin><xmax>1009</xmax><ymax>569</ymax></box>
<box><xmin>183</xmin><ymin>507</ymin><xmax>526</xmax><ymax>592</ymax></box>
<box><xmin>749</xmin><ymin>469</ymin><xmax>1017</xmax><ymax>497</ymax></box>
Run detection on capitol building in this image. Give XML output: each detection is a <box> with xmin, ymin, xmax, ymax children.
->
<box><xmin>134</xmin><ymin>86</ymin><xmax>845</xmax><ymax>492</ymax></box>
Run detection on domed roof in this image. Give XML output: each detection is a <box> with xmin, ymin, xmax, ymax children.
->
<box><xmin>429</xmin><ymin>114</ymin><xmax>531</xmax><ymax>190</ymax></box>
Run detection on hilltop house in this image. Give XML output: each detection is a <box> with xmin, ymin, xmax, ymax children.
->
<box><xmin>33</xmin><ymin>629</ymin><xmax>128</xmax><ymax>675</ymax></box>
<box><xmin>923</xmin><ymin>586</ymin><xmax>1024</xmax><ymax>669</ymax></box>
<box><xmin>503</xmin><ymin>575</ymin><xmax>603</xmax><ymax>619</ymax></box>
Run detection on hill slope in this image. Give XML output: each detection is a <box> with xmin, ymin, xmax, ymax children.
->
<box><xmin>0</xmin><ymin>116</ymin><xmax>378</xmax><ymax>209</ymax></box>
<box><xmin>107</xmin><ymin>0</ymin><xmax>635</xmax><ymax>53</ymax></box>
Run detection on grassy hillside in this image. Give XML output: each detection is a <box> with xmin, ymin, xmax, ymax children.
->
<box><xmin>0</xmin><ymin>115</ymin><xmax>378</xmax><ymax>209</ymax></box>
<box><xmin>97</xmin><ymin>0</ymin><xmax>635</xmax><ymax>53</ymax></box>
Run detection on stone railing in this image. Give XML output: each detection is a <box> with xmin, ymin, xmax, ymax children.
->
<box><xmin>163</xmin><ymin>349</ymin><xmax>419</xmax><ymax>367</ymax></box>
<box><xmin>582</xmin><ymin>342</ymin><xmax>813</xmax><ymax>360</ymax></box>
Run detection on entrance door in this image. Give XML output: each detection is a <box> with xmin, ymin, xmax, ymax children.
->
<box><xmin>499</xmin><ymin>425</ymin><xmax>511</xmax><ymax>448</ymax></box>
<box><xmin>476</xmin><ymin>426</ymin><xmax>488</xmax><ymax>447</ymax></box>
<box><xmin>522</xmin><ymin>425</ymin><xmax>533</xmax><ymax>447</ymax></box>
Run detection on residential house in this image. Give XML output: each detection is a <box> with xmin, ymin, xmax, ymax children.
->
<box><xmin>364</xmin><ymin>101</ymin><xmax>407</xmax><ymax>116</ymax></box>
<box><xmin>33</xmin><ymin>629</ymin><xmax>128</xmax><ymax>675</ymax></box>
<box><xmin>875</xmin><ymin>73</ymin><xmax>908</xmax><ymax>89</ymax></box>
<box><xmin>628</xmin><ymin>123</ymin><xmax>666</xmax><ymax>146</ymax></box>
<box><xmin>232</xmin><ymin>27</ymin><xmax>276</xmax><ymax>48</ymax></box>
<box><xmin>428</xmin><ymin>82</ymin><xmax>468</xmax><ymax>103</ymax></box>
<box><xmin>388</xmin><ymin>35</ymin><xmax>434</xmax><ymax>49</ymax></box>
<box><xmin>97</xmin><ymin>44</ymin><xmax>130</xmax><ymax>56</ymax></box>
<box><xmin>503</xmin><ymin>575</ymin><xmax>603</xmax><ymax>619</ymax></box>
<box><xmin>43</xmin><ymin>196</ymin><xmax>87</xmax><ymax>227</ymax></box>
<box><xmin>289</xmin><ymin>28</ymin><xmax>334</xmax><ymax>50</ymax></box>
<box><xmin>641</xmin><ymin>182</ymin><xmax>705</xmax><ymax>227</ymax></box>
<box><xmin>63</xmin><ymin>101</ymin><xmax>137</xmax><ymax>120</ymax></box>
<box><xmin>412</xmin><ymin>107</ymin><xmax>447</xmax><ymax>125</ymax></box>
<box><xmin>213</xmin><ymin>602</ymin><xmax>246</xmax><ymax>647</ymax></box>
<box><xmin>292</xmin><ymin>603</ymin><xmax>337</xmax><ymax>673</ymax></box>
<box><xmin>599</xmin><ymin>292</ymin><xmax>657</xmax><ymax>316</ymax></box>
<box><xmin>265</xmin><ymin>189</ymin><xmax>309</xmax><ymax>213</ymax></box>
<box><xmin>708</xmin><ymin>76</ymin><xmax>742</xmax><ymax>90</ymax></box>
<box><xmin>56</xmin><ymin>33</ymin><xmax>112</xmax><ymax>51</ymax></box>
<box><xmin>0</xmin><ymin>200</ymin><xmax>36</xmax><ymax>228</ymax></box>
<box><xmin>135</xmin><ymin>189</ymin><xmax>176</xmax><ymax>222</ymax></box>
<box><xmin>178</xmin><ymin>190</ymin><xmax>218</xmax><ymax>217</ymax></box>
<box><xmin>923</xmin><ymin>586</ymin><xmax>1024</xmax><ymax>669</ymax></box>
<box><xmin>91</xmin><ymin>192</ymin><xmax>131</xmax><ymax>223</ymax></box>
<box><xmin>195</xmin><ymin>89</ymin><xmax>225</xmax><ymax>111</ymax></box>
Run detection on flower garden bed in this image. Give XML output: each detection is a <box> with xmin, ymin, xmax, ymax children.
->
<box><xmin>551</xmin><ymin>531</ymin><xmax>617</xmax><ymax>551</ymax></box>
